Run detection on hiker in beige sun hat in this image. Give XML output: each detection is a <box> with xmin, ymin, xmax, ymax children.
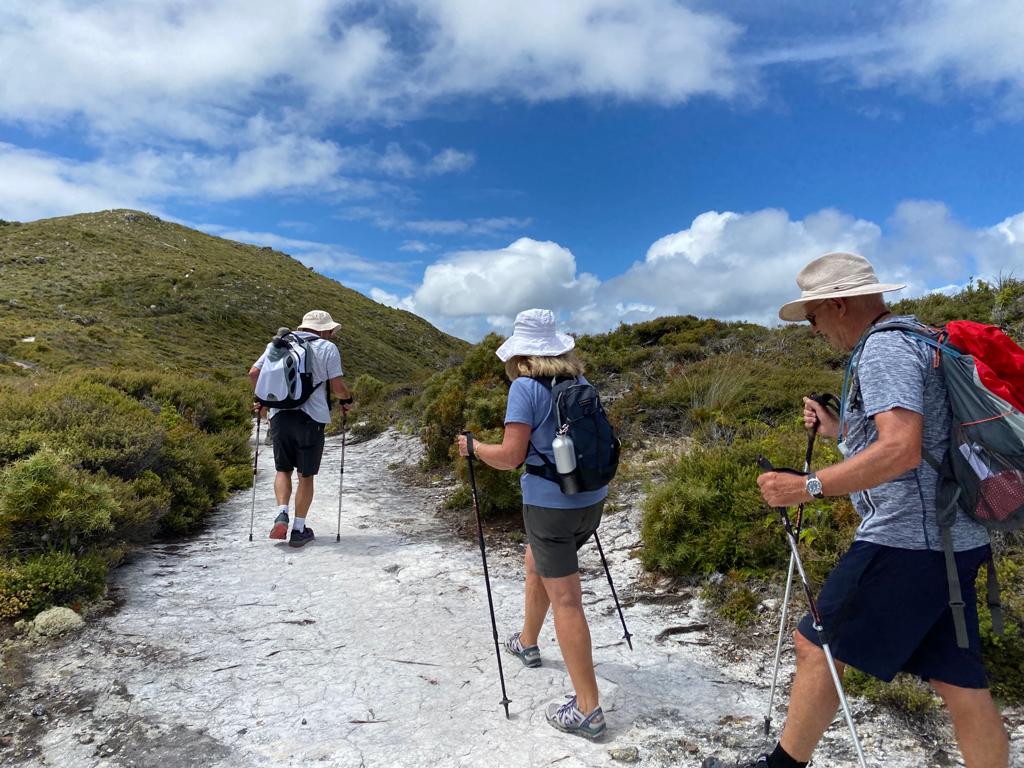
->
<box><xmin>778</xmin><ymin>252</ymin><xmax>905</xmax><ymax>322</ymax></box>
<box><xmin>298</xmin><ymin>309</ymin><xmax>341</xmax><ymax>332</ymax></box>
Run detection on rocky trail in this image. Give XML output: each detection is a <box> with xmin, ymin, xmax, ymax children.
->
<box><xmin>2</xmin><ymin>430</ymin><xmax>1021</xmax><ymax>767</ymax></box>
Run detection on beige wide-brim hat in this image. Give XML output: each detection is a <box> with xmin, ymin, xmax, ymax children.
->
<box><xmin>494</xmin><ymin>308</ymin><xmax>575</xmax><ymax>362</ymax></box>
<box><xmin>298</xmin><ymin>309</ymin><xmax>341</xmax><ymax>332</ymax></box>
<box><xmin>778</xmin><ymin>252</ymin><xmax>906</xmax><ymax>322</ymax></box>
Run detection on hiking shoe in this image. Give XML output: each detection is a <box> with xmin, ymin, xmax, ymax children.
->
<box><xmin>544</xmin><ymin>695</ymin><xmax>606</xmax><ymax>740</ymax></box>
<box><xmin>288</xmin><ymin>526</ymin><xmax>315</xmax><ymax>548</ymax></box>
<box><xmin>504</xmin><ymin>632</ymin><xmax>541</xmax><ymax>668</ymax></box>
<box><xmin>701</xmin><ymin>755</ymin><xmax>769</xmax><ymax>768</ymax></box>
<box><xmin>269</xmin><ymin>511</ymin><xmax>289</xmax><ymax>540</ymax></box>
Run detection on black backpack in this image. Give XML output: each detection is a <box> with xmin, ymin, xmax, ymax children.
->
<box><xmin>524</xmin><ymin>376</ymin><xmax>621</xmax><ymax>493</ymax></box>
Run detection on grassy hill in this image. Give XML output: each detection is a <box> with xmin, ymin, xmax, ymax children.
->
<box><xmin>0</xmin><ymin>210</ymin><xmax>466</xmax><ymax>381</ymax></box>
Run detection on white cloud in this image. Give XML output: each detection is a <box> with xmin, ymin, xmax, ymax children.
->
<box><xmin>0</xmin><ymin>1</ymin><xmax>745</xmax><ymax>144</ymax></box>
<box><xmin>375</xmin><ymin>203</ymin><xmax>1024</xmax><ymax>341</ymax></box>
<box><xmin>200</xmin><ymin>226</ymin><xmax>417</xmax><ymax>290</ymax></box>
<box><xmin>383</xmin><ymin>237</ymin><xmax>599</xmax><ymax>337</ymax></box>
<box><xmin>0</xmin><ymin>143</ymin><xmax>149</xmax><ymax>221</ymax></box>
<box><xmin>864</xmin><ymin>1</ymin><xmax>1024</xmax><ymax>97</ymax></box>
<box><xmin>399</xmin><ymin>240</ymin><xmax>434</xmax><ymax>253</ymax></box>
<box><xmin>404</xmin><ymin>216</ymin><xmax>531</xmax><ymax>236</ymax></box>
<box><xmin>585</xmin><ymin>207</ymin><xmax>884</xmax><ymax>329</ymax></box>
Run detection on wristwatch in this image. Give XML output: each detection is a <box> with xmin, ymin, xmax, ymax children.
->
<box><xmin>805</xmin><ymin>473</ymin><xmax>825</xmax><ymax>499</ymax></box>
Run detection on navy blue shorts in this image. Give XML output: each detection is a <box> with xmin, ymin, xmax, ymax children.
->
<box><xmin>797</xmin><ymin>541</ymin><xmax>991</xmax><ymax>688</ymax></box>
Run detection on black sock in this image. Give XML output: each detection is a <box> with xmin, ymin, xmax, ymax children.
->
<box><xmin>767</xmin><ymin>742</ymin><xmax>807</xmax><ymax>768</ymax></box>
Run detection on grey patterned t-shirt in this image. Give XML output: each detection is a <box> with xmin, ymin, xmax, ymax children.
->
<box><xmin>839</xmin><ymin>315</ymin><xmax>989</xmax><ymax>551</ymax></box>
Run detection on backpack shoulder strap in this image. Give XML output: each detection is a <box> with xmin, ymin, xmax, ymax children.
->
<box><xmin>523</xmin><ymin>375</ymin><xmax>577</xmax><ymax>473</ymax></box>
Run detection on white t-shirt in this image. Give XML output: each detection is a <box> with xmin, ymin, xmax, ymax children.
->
<box><xmin>253</xmin><ymin>332</ymin><xmax>343</xmax><ymax>424</ymax></box>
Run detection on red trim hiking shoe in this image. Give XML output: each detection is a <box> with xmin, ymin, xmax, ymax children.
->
<box><xmin>544</xmin><ymin>695</ymin><xmax>606</xmax><ymax>740</ymax></box>
<box><xmin>269</xmin><ymin>511</ymin><xmax>289</xmax><ymax>540</ymax></box>
<box><xmin>288</xmin><ymin>526</ymin><xmax>315</xmax><ymax>548</ymax></box>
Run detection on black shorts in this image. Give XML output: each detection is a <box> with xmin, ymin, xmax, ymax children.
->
<box><xmin>522</xmin><ymin>501</ymin><xmax>604</xmax><ymax>579</ymax></box>
<box><xmin>797</xmin><ymin>541</ymin><xmax>991</xmax><ymax>688</ymax></box>
<box><xmin>271</xmin><ymin>411</ymin><xmax>326</xmax><ymax>476</ymax></box>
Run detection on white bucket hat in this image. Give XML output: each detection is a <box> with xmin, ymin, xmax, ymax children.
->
<box><xmin>298</xmin><ymin>309</ymin><xmax>341</xmax><ymax>332</ymax></box>
<box><xmin>778</xmin><ymin>252</ymin><xmax>906</xmax><ymax>322</ymax></box>
<box><xmin>494</xmin><ymin>309</ymin><xmax>575</xmax><ymax>362</ymax></box>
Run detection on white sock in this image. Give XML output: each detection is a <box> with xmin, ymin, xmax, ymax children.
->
<box><xmin>293</xmin><ymin>517</ymin><xmax>306</xmax><ymax>532</ymax></box>
<box><xmin>278</xmin><ymin>504</ymin><xmax>288</xmax><ymax>516</ymax></box>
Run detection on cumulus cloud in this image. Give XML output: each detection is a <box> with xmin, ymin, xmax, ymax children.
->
<box><xmin>581</xmin><ymin>207</ymin><xmax>882</xmax><ymax>328</ymax></box>
<box><xmin>375</xmin><ymin>204</ymin><xmax>1024</xmax><ymax>341</ymax></box>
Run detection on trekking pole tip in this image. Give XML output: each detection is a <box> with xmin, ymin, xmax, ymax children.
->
<box><xmin>763</xmin><ymin>716</ymin><xmax>771</xmax><ymax>737</ymax></box>
<box><xmin>501</xmin><ymin>697</ymin><xmax>511</xmax><ymax>719</ymax></box>
<box><xmin>624</xmin><ymin>632</ymin><xmax>634</xmax><ymax>651</ymax></box>
<box><xmin>248</xmin><ymin>533</ymin><xmax>253</xmax><ymax>542</ymax></box>
<box><xmin>335</xmin><ymin>533</ymin><xmax>341</xmax><ymax>542</ymax></box>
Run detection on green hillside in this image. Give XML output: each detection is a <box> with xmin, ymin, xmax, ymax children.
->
<box><xmin>0</xmin><ymin>210</ymin><xmax>466</xmax><ymax>381</ymax></box>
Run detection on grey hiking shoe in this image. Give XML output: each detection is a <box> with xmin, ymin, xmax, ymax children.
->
<box><xmin>504</xmin><ymin>632</ymin><xmax>541</xmax><ymax>668</ymax></box>
<box><xmin>701</xmin><ymin>755</ymin><xmax>769</xmax><ymax>768</ymax></box>
<box><xmin>269</xmin><ymin>510</ymin><xmax>289</xmax><ymax>540</ymax></box>
<box><xmin>544</xmin><ymin>695</ymin><xmax>606</xmax><ymax>740</ymax></box>
<box><xmin>288</xmin><ymin>526</ymin><xmax>315</xmax><ymax>548</ymax></box>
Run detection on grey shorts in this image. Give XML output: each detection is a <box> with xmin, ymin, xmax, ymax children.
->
<box><xmin>523</xmin><ymin>501</ymin><xmax>604</xmax><ymax>579</ymax></box>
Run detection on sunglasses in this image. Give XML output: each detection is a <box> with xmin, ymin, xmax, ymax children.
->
<box><xmin>804</xmin><ymin>300</ymin><xmax>829</xmax><ymax>327</ymax></box>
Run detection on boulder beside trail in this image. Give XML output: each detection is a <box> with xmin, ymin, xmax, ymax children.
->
<box><xmin>31</xmin><ymin>607</ymin><xmax>84</xmax><ymax>638</ymax></box>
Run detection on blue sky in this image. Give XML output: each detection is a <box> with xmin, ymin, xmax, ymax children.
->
<box><xmin>2</xmin><ymin>1</ymin><xmax>1023</xmax><ymax>340</ymax></box>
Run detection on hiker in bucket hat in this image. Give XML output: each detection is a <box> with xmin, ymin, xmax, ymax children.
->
<box><xmin>249</xmin><ymin>310</ymin><xmax>353</xmax><ymax>548</ymax></box>
<box><xmin>456</xmin><ymin>309</ymin><xmax>609</xmax><ymax>740</ymax></box>
<box><xmin>703</xmin><ymin>253</ymin><xmax>1007</xmax><ymax>768</ymax></box>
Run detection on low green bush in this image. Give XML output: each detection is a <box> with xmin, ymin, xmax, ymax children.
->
<box><xmin>0</xmin><ymin>449</ymin><xmax>118</xmax><ymax>554</ymax></box>
<box><xmin>843</xmin><ymin>670</ymin><xmax>940</xmax><ymax>718</ymax></box>
<box><xmin>0</xmin><ymin>550</ymin><xmax>109</xmax><ymax>619</ymax></box>
<box><xmin>0</xmin><ymin>368</ymin><xmax>252</xmax><ymax>619</ymax></box>
<box><xmin>640</xmin><ymin>426</ymin><xmax>858</xmax><ymax>582</ymax></box>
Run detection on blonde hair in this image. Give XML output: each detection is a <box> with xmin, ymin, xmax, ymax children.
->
<box><xmin>505</xmin><ymin>351</ymin><xmax>585</xmax><ymax>382</ymax></box>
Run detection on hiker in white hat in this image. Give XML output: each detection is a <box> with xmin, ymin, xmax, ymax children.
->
<box><xmin>249</xmin><ymin>310</ymin><xmax>353</xmax><ymax>548</ymax></box>
<box><xmin>456</xmin><ymin>308</ymin><xmax>610</xmax><ymax>740</ymax></box>
<box><xmin>705</xmin><ymin>254</ymin><xmax>1007</xmax><ymax>768</ymax></box>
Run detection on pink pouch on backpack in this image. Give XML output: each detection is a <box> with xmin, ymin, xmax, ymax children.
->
<box><xmin>976</xmin><ymin>470</ymin><xmax>1024</xmax><ymax>523</ymax></box>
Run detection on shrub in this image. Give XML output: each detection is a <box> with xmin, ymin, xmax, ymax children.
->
<box><xmin>979</xmin><ymin>554</ymin><xmax>1024</xmax><ymax>704</ymax></box>
<box><xmin>155</xmin><ymin>425</ymin><xmax>228</xmax><ymax>533</ymax></box>
<box><xmin>452</xmin><ymin>427</ymin><xmax>523</xmax><ymax>518</ymax></box>
<box><xmin>0</xmin><ymin>550</ymin><xmax>109</xmax><ymax>619</ymax></box>
<box><xmin>843</xmin><ymin>670</ymin><xmax>940</xmax><ymax>718</ymax></box>
<box><xmin>640</xmin><ymin>426</ymin><xmax>857</xmax><ymax>581</ymax></box>
<box><xmin>0</xmin><ymin>449</ymin><xmax>119</xmax><ymax>555</ymax></box>
<box><xmin>702</xmin><ymin>574</ymin><xmax>761</xmax><ymax>627</ymax></box>
<box><xmin>353</xmin><ymin>373</ymin><xmax>387</xmax><ymax>405</ymax></box>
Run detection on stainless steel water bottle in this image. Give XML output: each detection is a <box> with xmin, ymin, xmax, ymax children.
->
<box><xmin>552</xmin><ymin>430</ymin><xmax>579</xmax><ymax>495</ymax></box>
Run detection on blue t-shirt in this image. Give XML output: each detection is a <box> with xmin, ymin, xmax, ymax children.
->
<box><xmin>504</xmin><ymin>376</ymin><xmax>609</xmax><ymax>509</ymax></box>
<box><xmin>839</xmin><ymin>315</ymin><xmax>989</xmax><ymax>552</ymax></box>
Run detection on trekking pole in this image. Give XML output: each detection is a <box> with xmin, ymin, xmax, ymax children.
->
<box><xmin>336</xmin><ymin>411</ymin><xmax>347</xmax><ymax>543</ymax></box>
<box><xmin>758</xmin><ymin>456</ymin><xmax>867</xmax><ymax>768</ymax></box>
<box><xmin>592</xmin><ymin>531</ymin><xmax>633</xmax><ymax>650</ymax></box>
<box><xmin>248</xmin><ymin>412</ymin><xmax>261</xmax><ymax>542</ymax></box>
<box><xmin>764</xmin><ymin>393</ymin><xmax>838</xmax><ymax>737</ymax></box>
<box><xmin>463</xmin><ymin>431</ymin><xmax>512</xmax><ymax>719</ymax></box>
